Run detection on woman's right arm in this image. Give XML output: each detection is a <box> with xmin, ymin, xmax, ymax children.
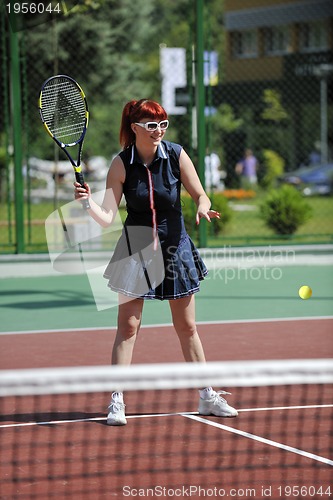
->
<box><xmin>74</xmin><ymin>155</ymin><xmax>125</xmax><ymax>228</ymax></box>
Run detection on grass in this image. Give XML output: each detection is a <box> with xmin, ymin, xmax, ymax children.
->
<box><xmin>0</xmin><ymin>202</ymin><xmax>56</xmax><ymax>253</ymax></box>
<box><xmin>198</xmin><ymin>194</ymin><xmax>333</xmax><ymax>247</ymax></box>
<box><xmin>0</xmin><ymin>194</ymin><xmax>332</xmax><ymax>253</ymax></box>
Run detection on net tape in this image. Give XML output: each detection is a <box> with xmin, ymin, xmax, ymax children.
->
<box><xmin>1</xmin><ymin>359</ymin><xmax>332</xmax><ymax>397</ymax></box>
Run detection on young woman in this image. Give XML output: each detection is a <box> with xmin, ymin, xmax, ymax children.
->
<box><xmin>74</xmin><ymin>99</ymin><xmax>238</xmax><ymax>425</ymax></box>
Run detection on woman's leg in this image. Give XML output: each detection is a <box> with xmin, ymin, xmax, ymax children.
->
<box><xmin>169</xmin><ymin>294</ymin><xmax>238</xmax><ymax>417</ymax></box>
<box><xmin>169</xmin><ymin>294</ymin><xmax>206</xmax><ymax>362</ymax></box>
<box><xmin>111</xmin><ymin>296</ymin><xmax>144</xmax><ymax>365</ymax></box>
<box><xmin>108</xmin><ymin>296</ymin><xmax>144</xmax><ymax>425</ymax></box>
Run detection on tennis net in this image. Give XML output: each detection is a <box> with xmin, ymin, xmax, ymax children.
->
<box><xmin>0</xmin><ymin>359</ymin><xmax>332</xmax><ymax>499</ymax></box>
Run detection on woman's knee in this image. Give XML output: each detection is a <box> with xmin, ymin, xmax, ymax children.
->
<box><xmin>173</xmin><ymin>319</ymin><xmax>197</xmax><ymax>338</ymax></box>
<box><xmin>117</xmin><ymin>325</ymin><xmax>138</xmax><ymax>341</ymax></box>
<box><xmin>170</xmin><ymin>295</ymin><xmax>197</xmax><ymax>338</ymax></box>
<box><xmin>117</xmin><ymin>298</ymin><xmax>143</xmax><ymax>340</ymax></box>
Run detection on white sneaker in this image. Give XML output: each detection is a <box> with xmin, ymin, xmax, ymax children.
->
<box><xmin>107</xmin><ymin>392</ymin><xmax>127</xmax><ymax>426</ymax></box>
<box><xmin>198</xmin><ymin>389</ymin><xmax>238</xmax><ymax>417</ymax></box>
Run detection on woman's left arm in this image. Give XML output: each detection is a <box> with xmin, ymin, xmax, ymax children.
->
<box><xmin>180</xmin><ymin>149</ymin><xmax>220</xmax><ymax>225</ymax></box>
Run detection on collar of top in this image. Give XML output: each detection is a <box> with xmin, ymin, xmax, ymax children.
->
<box><xmin>130</xmin><ymin>142</ymin><xmax>168</xmax><ymax>165</ymax></box>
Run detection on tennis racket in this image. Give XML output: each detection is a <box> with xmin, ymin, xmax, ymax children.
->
<box><xmin>39</xmin><ymin>74</ymin><xmax>90</xmax><ymax>209</ymax></box>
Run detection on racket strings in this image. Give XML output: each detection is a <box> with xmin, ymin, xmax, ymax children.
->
<box><xmin>41</xmin><ymin>78</ymin><xmax>87</xmax><ymax>145</ymax></box>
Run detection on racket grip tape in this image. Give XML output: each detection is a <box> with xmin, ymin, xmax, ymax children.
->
<box><xmin>75</xmin><ymin>171</ymin><xmax>90</xmax><ymax>210</ymax></box>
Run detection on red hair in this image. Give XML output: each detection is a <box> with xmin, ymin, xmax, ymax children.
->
<box><xmin>119</xmin><ymin>99</ymin><xmax>168</xmax><ymax>149</ymax></box>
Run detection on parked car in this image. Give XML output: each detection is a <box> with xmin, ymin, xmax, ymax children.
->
<box><xmin>280</xmin><ymin>163</ymin><xmax>333</xmax><ymax>196</ymax></box>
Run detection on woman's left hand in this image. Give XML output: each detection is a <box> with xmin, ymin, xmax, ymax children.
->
<box><xmin>196</xmin><ymin>209</ymin><xmax>220</xmax><ymax>225</ymax></box>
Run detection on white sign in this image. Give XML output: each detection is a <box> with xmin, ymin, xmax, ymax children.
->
<box><xmin>160</xmin><ymin>47</ymin><xmax>187</xmax><ymax>115</ymax></box>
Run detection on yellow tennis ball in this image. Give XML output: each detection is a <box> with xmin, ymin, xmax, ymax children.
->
<box><xmin>299</xmin><ymin>285</ymin><xmax>312</xmax><ymax>300</ymax></box>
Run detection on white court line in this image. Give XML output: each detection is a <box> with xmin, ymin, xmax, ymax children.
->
<box><xmin>184</xmin><ymin>414</ymin><xmax>333</xmax><ymax>467</ymax></box>
<box><xmin>237</xmin><ymin>404</ymin><xmax>333</xmax><ymax>412</ymax></box>
<box><xmin>1</xmin><ymin>405</ymin><xmax>332</xmax><ymax>466</ymax></box>
<box><xmin>0</xmin><ymin>316</ymin><xmax>332</xmax><ymax>336</ymax></box>
<box><xmin>1</xmin><ymin>403</ymin><xmax>332</xmax><ymax>428</ymax></box>
<box><xmin>0</xmin><ymin>412</ymin><xmax>195</xmax><ymax>429</ymax></box>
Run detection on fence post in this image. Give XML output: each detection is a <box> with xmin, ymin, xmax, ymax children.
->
<box><xmin>9</xmin><ymin>24</ymin><xmax>24</xmax><ymax>253</ymax></box>
<box><xmin>195</xmin><ymin>0</ymin><xmax>207</xmax><ymax>248</ymax></box>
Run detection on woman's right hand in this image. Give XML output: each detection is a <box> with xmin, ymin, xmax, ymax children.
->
<box><xmin>74</xmin><ymin>181</ymin><xmax>91</xmax><ymax>202</ymax></box>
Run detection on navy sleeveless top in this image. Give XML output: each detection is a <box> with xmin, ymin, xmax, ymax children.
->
<box><xmin>103</xmin><ymin>141</ymin><xmax>207</xmax><ymax>300</ymax></box>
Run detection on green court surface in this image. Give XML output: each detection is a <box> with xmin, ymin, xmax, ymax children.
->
<box><xmin>0</xmin><ymin>246</ymin><xmax>332</xmax><ymax>333</ymax></box>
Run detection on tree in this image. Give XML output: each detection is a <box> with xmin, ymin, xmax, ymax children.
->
<box><xmin>261</xmin><ymin>89</ymin><xmax>289</xmax><ymax>122</ymax></box>
<box><xmin>22</xmin><ymin>0</ymin><xmax>159</xmax><ymax>158</ymax></box>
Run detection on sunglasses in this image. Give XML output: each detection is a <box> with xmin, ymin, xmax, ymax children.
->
<box><xmin>135</xmin><ymin>120</ymin><xmax>169</xmax><ymax>132</ymax></box>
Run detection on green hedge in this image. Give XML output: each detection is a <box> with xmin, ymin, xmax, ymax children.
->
<box><xmin>260</xmin><ymin>185</ymin><xmax>312</xmax><ymax>235</ymax></box>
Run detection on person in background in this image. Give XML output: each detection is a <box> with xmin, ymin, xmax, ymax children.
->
<box><xmin>205</xmin><ymin>150</ymin><xmax>224</xmax><ymax>191</ymax></box>
<box><xmin>235</xmin><ymin>148</ymin><xmax>258</xmax><ymax>186</ymax></box>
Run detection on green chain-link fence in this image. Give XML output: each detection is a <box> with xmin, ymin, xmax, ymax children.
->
<box><xmin>1</xmin><ymin>0</ymin><xmax>332</xmax><ymax>253</ymax></box>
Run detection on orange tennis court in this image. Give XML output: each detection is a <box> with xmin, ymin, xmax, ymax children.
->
<box><xmin>1</xmin><ymin>318</ymin><xmax>332</xmax><ymax>499</ymax></box>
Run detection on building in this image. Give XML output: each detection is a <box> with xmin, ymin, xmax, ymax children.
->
<box><xmin>218</xmin><ymin>0</ymin><xmax>333</xmax><ymax>169</ymax></box>
<box><xmin>224</xmin><ymin>0</ymin><xmax>333</xmax><ymax>82</ymax></box>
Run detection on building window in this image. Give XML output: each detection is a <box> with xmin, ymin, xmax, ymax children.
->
<box><xmin>299</xmin><ymin>20</ymin><xmax>329</xmax><ymax>52</ymax></box>
<box><xmin>264</xmin><ymin>25</ymin><xmax>291</xmax><ymax>55</ymax></box>
<box><xmin>231</xmin><ymin>30</ymin><xmax>258</xmax><ymax>59</ymax></box>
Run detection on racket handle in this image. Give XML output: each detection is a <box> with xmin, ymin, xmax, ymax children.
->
<box><xmin>75</xmin><ymin>172</ymin><xmax>90</xmax><ymax>210</ymax></box>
